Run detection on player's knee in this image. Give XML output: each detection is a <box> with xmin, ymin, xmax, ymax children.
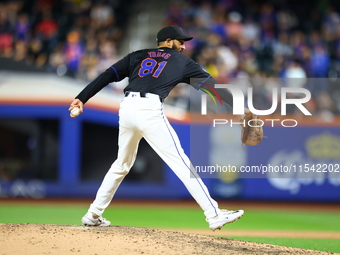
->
<box><xmin>109</xmin><ymin>162</ymin><xmax>130</xmax><ymax>176</ymax></box>
<box><xmin>109</xmin><ymin>168</ymin><xmax>129</xmax><ymax>177</ymax></box>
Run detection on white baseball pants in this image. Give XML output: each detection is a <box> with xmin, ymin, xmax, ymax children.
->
<box><xmin>88</xmin><ymin>92</ymin><xmax>220</xmax><ymax>218</ymax></box>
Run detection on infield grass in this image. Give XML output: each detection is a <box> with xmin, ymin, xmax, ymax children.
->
<box><xmin>0</xmin><ymin>203</ymin><xmax>339</xmax><ymax>253</ymax></box>
<box><xmin>1</xmin><ymin>205</ymin><xmax>340</xmax><ymax>231</ymax></box>
<box><xmin>228</xmin><ymin>237</ymin><xmax>340</xmax><ymax>254</ymax></box>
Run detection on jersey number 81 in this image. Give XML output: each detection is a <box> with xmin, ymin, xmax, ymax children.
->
<box><xmin>138</xmin><ymin>58</ymin><xmax>167</xmax><ymax>78</ymax></box>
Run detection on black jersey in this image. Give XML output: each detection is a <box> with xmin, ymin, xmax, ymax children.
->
<box><xmin>76</xmin><ymin>47</ymin><xmax>233</xmax><ymax>107</ymax></box>
<box><xmin>113</xmin><ymin>47</ymin><xmax>211</xmax><ymax>99</ymax></box>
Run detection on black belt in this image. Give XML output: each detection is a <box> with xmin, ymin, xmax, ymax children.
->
<box><xmin>125</xmin><ymin>91</ymin><xmax>164</xmax><ymax>103</ymax></box>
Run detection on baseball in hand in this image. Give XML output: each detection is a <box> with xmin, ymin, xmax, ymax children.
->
<box><xmin>71</xmin><ymin>107</ymin><xmax>81</xmax><ymax>117</ymax></box>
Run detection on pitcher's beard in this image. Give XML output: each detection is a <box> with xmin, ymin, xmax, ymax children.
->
<box><xmin>172</xmin><ymin>44</ymin><xmax>182</xmax><ymax>53</ymax></box>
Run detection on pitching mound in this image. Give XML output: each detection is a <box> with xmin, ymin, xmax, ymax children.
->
<box><xmin>0</xmin><ymin>223</ymin><xmax>335</xmax><ymax>255</ymax></box>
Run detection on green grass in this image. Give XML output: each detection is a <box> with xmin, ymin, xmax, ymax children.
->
<box><xmin>2</xmin><ymin>205</ymin><xmax>339</xmax><ymax>231</ymax></box>
<box><xmin>0</xmin><ymin>203</ymin><xmax>339</xmax><ymax>253</ymax></box>
<box><xmin>104</xmin><ymin>207</ymin><xmax>340</xmax><ymax>232</ymax></box>
<box><xmin>0</xmin><ymin>204</ymin><xmax>86</xmax><ymax>225</ymax></box>
<box><xmin>229</xmin><ymin>237</ymin><xmax>340</xmax><ymax>254</ymax></box>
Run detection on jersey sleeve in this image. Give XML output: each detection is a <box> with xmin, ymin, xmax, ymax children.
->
<box><xmin>75</xmin><ymin>54</ymin><xmax>131</xmax><ymax>104</ymax></box>
<box><xmin>183</xmin><ymin>58</ymin><xmax>234</xmax><ymax>108</ymax></box>
<box><xmin>110</xmin><ymin>54</ymin><xmax>131</xmax><ymax>81</ymax></box>
<box><xmin>182</xmin><ymin>58</ymin><xmax>210</xmax><ymax>81</ymax></box>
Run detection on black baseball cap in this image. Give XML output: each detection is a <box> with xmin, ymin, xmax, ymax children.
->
<box><xmin>156</xmin><ymin>26</ymin><xmax>193</xmax><ymax>42</ymax></box>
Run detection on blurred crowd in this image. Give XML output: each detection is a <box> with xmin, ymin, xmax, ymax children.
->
<box><xmin>0</xmin><ymin>0</ymin><xmax>127</xmax><ymax>80</ymax></box>
<box><xmin>1</xmin><ymin>0</ymin><xmax>340</xmax><ymax>118</ymax></box>
<box><xmin>164</xmin><ymin>0</ymin><xmax>340</xmax><ymax>118</ymax></box>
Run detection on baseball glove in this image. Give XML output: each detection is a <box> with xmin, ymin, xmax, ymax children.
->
<box><xmin>241</xmin><ymin>112</ymin><xmax>265</xmax><ymax>146</ymax></box>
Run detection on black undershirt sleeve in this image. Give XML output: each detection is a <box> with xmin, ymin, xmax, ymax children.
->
<box><xmin>210</xmin><ymin>82</ymin><xmax>234</xmax><ymax>108</ymax></box>
<box><xmin>190</xmin><ymin>77</ymin><xmax>234</xmax><ymax>107</ymax></box>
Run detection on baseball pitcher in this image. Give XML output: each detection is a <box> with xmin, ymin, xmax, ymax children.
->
<box><xmin>69</xmin><ymin>26</ymin><xmax>249</xmax><ymax>231</ymax></box>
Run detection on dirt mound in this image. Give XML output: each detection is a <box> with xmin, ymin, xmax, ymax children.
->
<box><xmin>0</xmin><ymin>223</ymin><xmax>336</xmax><ymax>255</ymax></box>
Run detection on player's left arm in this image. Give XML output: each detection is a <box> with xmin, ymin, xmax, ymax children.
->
<box><xmin>197</xmin><ymin>76</ymin><xmax>250</xmax><ymax>118</ymax></box>
<box><xmin>183</xmin><ymin>59</ymin><xmax>232</xmax><ymax>106</ymax></box>
<box><xmin>183</xmin><ymin>59</ymin><xmax>249</xmax><ymax>116</ymax></box>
